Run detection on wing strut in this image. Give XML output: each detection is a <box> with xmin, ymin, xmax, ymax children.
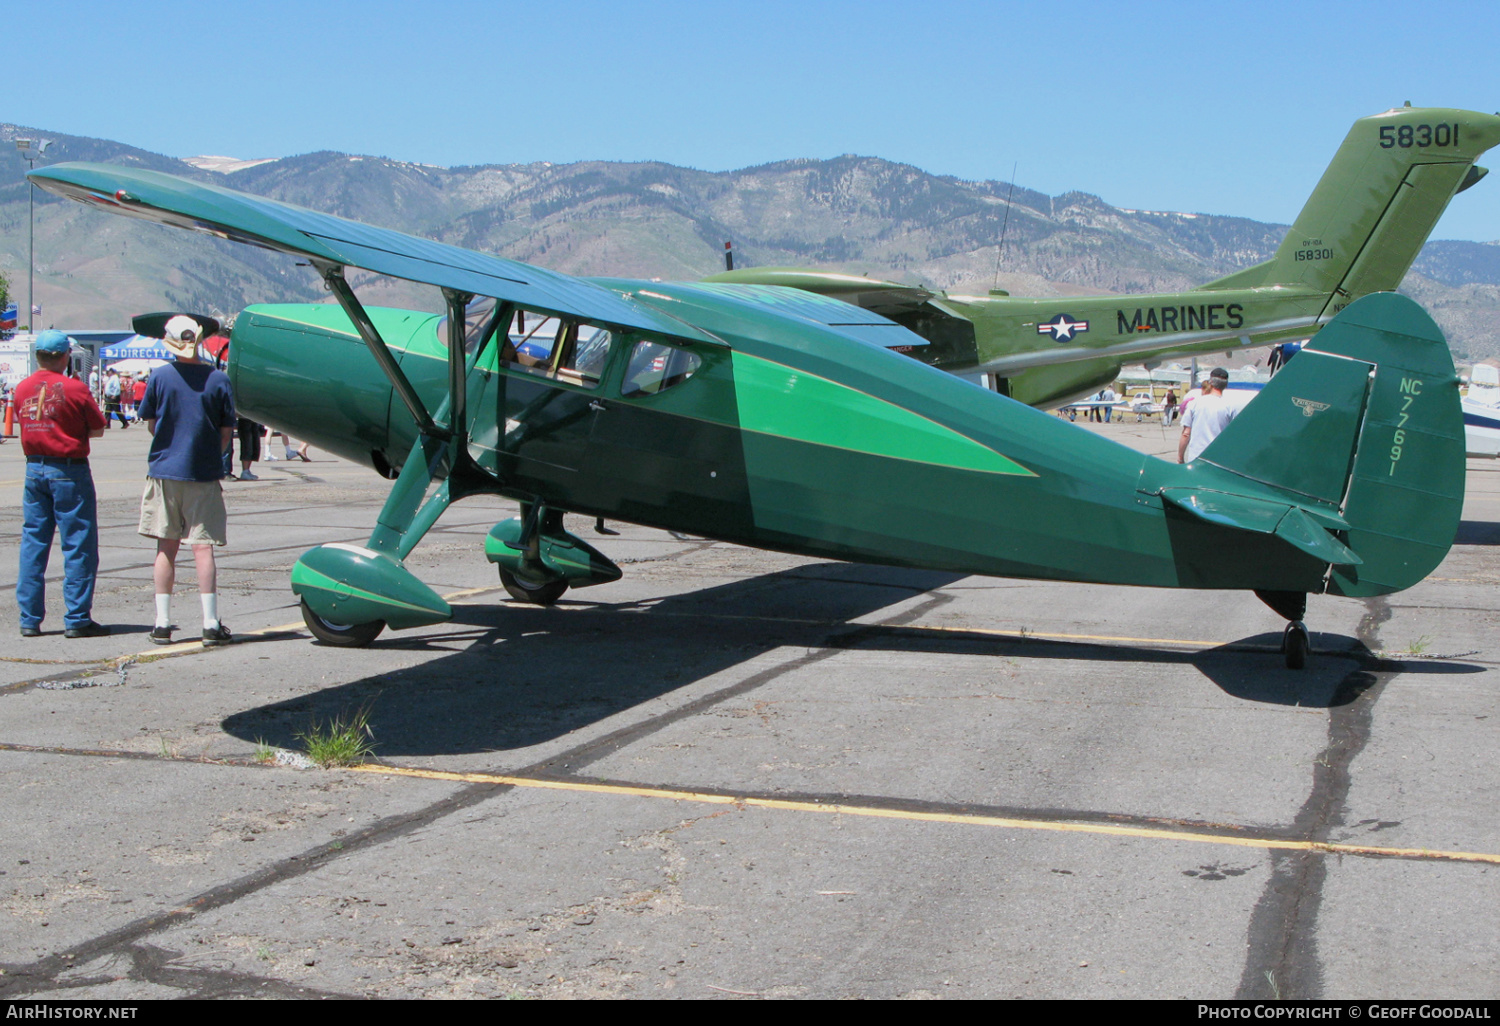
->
<box><xmin>290</xmin><ymin>269</ymin><xmax>515</xmax><ymax>634</ymax></box>
<box><xmin>320</xmin><ymin>262</ymin><xmax>448</xmax><ymax>440</ymax></box>
<box><xmin>442</xmin><ymin>288</ymin><xmax>472</xmax><ymax>447</ymax></box>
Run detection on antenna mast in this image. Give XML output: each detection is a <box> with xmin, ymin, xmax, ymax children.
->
<box><xmin>992</xmin><ymin>162</ymin><xmax>1017</xmax><ymax>291</ymax></box>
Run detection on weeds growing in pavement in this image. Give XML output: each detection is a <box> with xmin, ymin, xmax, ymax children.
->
<box><xmin>296</xmin><ymin>706</ymin><xmax>377</xmax><ymax>768</ymax></box>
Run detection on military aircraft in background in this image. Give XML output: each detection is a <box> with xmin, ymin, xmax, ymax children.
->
<box><xmin>29</xmin><ymin>162</ymin><xmax>1467</xmax><ymax>669</ymax></box>
<box><xmin>706</xmin><ymin>106</ymin><xmax>1500</xmax><ymax>409</ymax></box>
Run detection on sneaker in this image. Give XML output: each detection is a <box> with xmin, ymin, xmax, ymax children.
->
<box><xmin>149</xmin><ymin>626</ymin><xmax>175</xmax><ymax>645</ymax></box>
<box><xmin>20</xmin><ymin>625</ymin><xmax>41</xmax><ymax>638</ymax></box>
<box><xmin>64</xmin><ymin>621</ymin><xmax>112</xmax><ymax>639</ymax></box>
<box><xmin>202</xmin><ymin>623</ymin><xmax>233</xmax><ymax>647</ymax></box>
<box><xmin>265</xmin><ymin>453</ymin><xmax>280</xmax><ymax>461</ymax></box>
<box><xmin>239</xmin><ymin>470</ymin><xmax>259</xmax><ymax>481</ymax></box>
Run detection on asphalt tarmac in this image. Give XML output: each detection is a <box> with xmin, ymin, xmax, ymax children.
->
<box><xmin>0</xmin><ymin>416</ymin><xmax>1495</xmax><ymax>1000</ymax></box>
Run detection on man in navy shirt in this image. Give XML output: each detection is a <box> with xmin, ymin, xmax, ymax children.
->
<box><xmin>137</xmin><ymin>316</ymin><xmax>235</xmax><ymax>646</ymax></box>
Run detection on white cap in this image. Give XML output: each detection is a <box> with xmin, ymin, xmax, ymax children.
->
<box><xmin>163</xmin><ymin>315</ymin><xmax>202</xmax><ymax>358</ymax></box>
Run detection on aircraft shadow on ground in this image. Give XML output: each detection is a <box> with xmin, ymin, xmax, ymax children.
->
<box><xmin>221</xmin><ymin>564</ymin><xmax>1484</xmax><ymax>757</ymax></box>
<box><xmin>1455</xmin><ymin>520</ymin><xmax>1500</xmax><ymax>545</ymax></box>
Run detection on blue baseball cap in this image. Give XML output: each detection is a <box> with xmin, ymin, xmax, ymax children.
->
<box><xmin>35</xmin><ymin>330</ymin><xmax>75</xmax><ymax>353</ymax></box>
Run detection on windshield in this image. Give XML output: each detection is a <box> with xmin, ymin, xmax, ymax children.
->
<box><xmin>433</xmin><ymin>295</ymin><xmax>501</xmax><ymax>356</ymax></box>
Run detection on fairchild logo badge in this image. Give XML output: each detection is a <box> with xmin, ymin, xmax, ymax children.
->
<box><xmin>1292</xmin><ymin>397</ymin><xmax>1330</xmax><ymax>417</ymax></box>
<box><xmin>1038</xmin><ymin>314</ymin><xmax>1088</xmax><ymax>342</ymax></box>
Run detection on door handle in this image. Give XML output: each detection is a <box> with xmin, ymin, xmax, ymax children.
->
<box><xmin>589</xmin><ymin>400</ymin><xmax>606</xmax><ymax>412</ymax></box>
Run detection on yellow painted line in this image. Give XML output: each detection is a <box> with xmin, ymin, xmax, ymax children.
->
<box><xmin>889</xmin><ymin>621</ymin><xmax>1225</xmax><ymax>649</ymax></box>
<box><xmin>348</xmin><ymin>763</ymin><xmax>1500</xmax><ymax>867</ymax></box>
<box><xmin>120</xmin><ymin>584</ymin><xmax>506</xmax><ymax>661</ymax></box>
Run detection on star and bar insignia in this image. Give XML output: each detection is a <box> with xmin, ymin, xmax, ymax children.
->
<box><xmin>1038</xmin><ymin>314</ymin><xmax>1088</xmax><ymax>342</ymax></box>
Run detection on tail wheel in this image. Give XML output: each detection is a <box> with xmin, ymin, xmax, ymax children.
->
<box><xmin>499</xmin><ymin>566</ymin><xmax>569</xmax><ymax>606</ymax></box>
<box><xmin>300</xmin><ymin>598</ymin><xmax>385</xmax><ymax>647</ymax></box>
<box><xmin>1282</xmin><ymin>621</ymin><xmax>1309</xmax><ymax>670</ymax></box>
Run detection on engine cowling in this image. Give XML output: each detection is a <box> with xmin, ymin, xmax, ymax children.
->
<box><xmin>227</xmin><ymin>303</ymin><xmax>443</xmax><ymax>476</ymax></box>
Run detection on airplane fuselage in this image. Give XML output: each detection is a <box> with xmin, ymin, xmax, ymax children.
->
<box><xmin>228</xmin><ymin>284</ymin><xmax>1443</xmax><ymax>600</ymax></box>
<box><xmin>918</xmin><ymin>285</ymin><xmax>1330</xmax><ymax>406</ymax></box>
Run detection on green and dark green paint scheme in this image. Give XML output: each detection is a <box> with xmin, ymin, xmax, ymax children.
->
<box><xmin>30</xmin><ymin>161</ymin><xmax>1467</xmax><ymax>666</ymax></box>
<box><xmin>706</xmin><ymin>106</ymin><xmax>1500</xmax><ymax>409</ymax></box>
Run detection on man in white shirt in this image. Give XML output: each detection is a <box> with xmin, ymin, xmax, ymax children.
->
<box><xmin>1177</xmin><ymin>368</ymin><xmax>1237</xmax><ymax>463</ymax></box>
<box><xmin>102</xmin><ymin>368</ymin><xmax>128</xmax><ymax>429</ymax></box>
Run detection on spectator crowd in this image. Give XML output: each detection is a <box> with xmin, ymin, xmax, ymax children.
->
<box><xmin>12</xmin><ymin>316</ymin><xmax>314</xmax><ymax>644</ymax></box>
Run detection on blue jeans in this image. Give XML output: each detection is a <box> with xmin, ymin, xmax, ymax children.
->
<box><xmin>17</xmin><ymin>462</ymin><xmax>100</xmax><ymax>629</ymax></box>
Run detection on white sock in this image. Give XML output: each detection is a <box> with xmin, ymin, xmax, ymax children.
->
<box><xmin>201</xmin><ymin>593</ymin><xmax>219</xmax><ymax>630</ymax></box>
<box><xmin>155</xmin><ymin>594</ymin><xmax>171</xmax><ymax>629</ymax></box>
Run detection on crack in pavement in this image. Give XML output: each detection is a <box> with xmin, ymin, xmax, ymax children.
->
<box><xmin>0</xmin><ymin>779</ymin><xmax>506</xmax><ymax>999</ymax></box>
<box><xmin>1236</xmin><ymin>597</ymin><xmax>1393</xmax><ymax>1000</ymax></box>
<box><xmin>532</xmin><ymin>592</ymin><xmax>954</xmax><ymax>776</ymax></box>
<box><xmin>0</xmin><ymin>586</ymin><xmax>954</xmax><ymax>999</ymax></box>
<box><xmin>14</xmin><ymin>942</ymin><xmax>358</xmax><ymax>1000</ymax></box>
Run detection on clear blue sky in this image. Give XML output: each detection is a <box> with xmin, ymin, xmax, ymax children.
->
<box><xmin>10</xmin><ymin>0</ymin><xmax>1500</xmax><ymax>240</ymax></box>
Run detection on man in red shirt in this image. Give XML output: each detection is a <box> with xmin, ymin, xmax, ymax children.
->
<box><xmin>16</xmin><ymin>331</ymin><xmax>110</xmax><ymax>638</ymax></box>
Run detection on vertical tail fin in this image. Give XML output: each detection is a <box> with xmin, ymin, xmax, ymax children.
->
<box><xmin>1195</xmin><ymin>292</ymin><xmax>1464</xmax><ymax>596</ymax></box>
<box><xmin>1200</xmin><ymin>107</ymin><xmax>1500</xmax><ymax>316</ymax></box>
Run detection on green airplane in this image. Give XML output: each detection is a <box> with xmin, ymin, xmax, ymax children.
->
<box><xmin>30</xmin><ymin>162</ymin><xmax>1467</xmax><ymax>669</ymax></box>
<box><xmin>706</xmin><ymin>105</ymin><xmax>1500</xmax><ymax>409</ymax></box>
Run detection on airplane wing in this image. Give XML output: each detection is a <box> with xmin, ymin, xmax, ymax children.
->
<box><xmin>703</xmin><ymin>267</ymin><xmax>936</xmax><ymax>318</ymax></box>
<box><xmin>28</xmin><ymin>163</ymin><xmax>704</xmax><ymax>341</ymax></box>
<box><xmin>679</xmin><ymin>282</ymin><xmax>928</xmax><ymax>349</ymax></box>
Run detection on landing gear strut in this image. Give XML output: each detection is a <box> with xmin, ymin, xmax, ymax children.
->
<box><xmin>1257</xmin><ymin>590</ymin><xmax>1310</xmax><ymax>670</ymax></box>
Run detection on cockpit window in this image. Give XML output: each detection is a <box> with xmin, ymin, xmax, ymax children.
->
<box><xmin>555</xmin><ymin>323</ymin><xmax>613</xmax><ymax>387</ymax></box>
<box><xmin>502</xmin><ymin>309</ymin><xmax>562</xmax><ymax>372</ymax></box>
<box><xmin>621</xmin><ymin>340</ymin><xmax>701</xmax><ymax>397</ymax></box>
<box><xmin>496</xmin><ymin>308</ymin><xmax>612</xmax><ymax>390</ymax></box>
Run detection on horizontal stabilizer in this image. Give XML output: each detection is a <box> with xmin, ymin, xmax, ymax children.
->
<box><xmin>1161</xmin><ymin>489</ymin><xmax>1361</xmax><ymax>565</ymax></box>
<box><xmin>1275</xmin><ymin>507</ymin><xmax>1361</xmax><ymax>566</ymax></box>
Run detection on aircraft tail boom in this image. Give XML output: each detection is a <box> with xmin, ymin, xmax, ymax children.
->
<box><xmin>1200</xmin><ymin>107</ymin><xmax>1500</xmax><ymax>315</ymax></box>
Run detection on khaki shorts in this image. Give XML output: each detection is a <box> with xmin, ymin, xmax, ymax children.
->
<box><xmin>138</xmin><ymin>478</ymin><xmax>227</xmax><ymax>546</ymax></box>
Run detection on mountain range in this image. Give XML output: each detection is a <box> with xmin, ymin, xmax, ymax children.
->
<box><xmin>3</xmin><ymin>121</ymin><xmax>1499</xmax><ymax>359</ymax></box>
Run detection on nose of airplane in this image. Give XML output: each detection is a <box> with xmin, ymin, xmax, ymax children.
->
<box><xmin>228</xmin><ymin>303</ymin><xmax>419</xmax><ymax>475</ymax></box>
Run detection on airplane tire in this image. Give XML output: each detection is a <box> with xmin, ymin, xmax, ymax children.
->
<box><xmin>301</xmin><ymin>599</ymin><xmax>385</xmax><ymax>647</ymax></box>
<box><xmin>499</xmin><ymin>566</ymin><xmax>569</xmax><ymax>606</ymax></box>
<box><xmin>1283</xmin><ymin>622</ymin><xmax>1309</xmax><ymax>670</ymax></box>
